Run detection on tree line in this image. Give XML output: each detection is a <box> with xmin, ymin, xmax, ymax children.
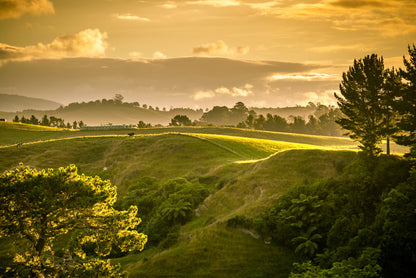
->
<box><xmin>236</xmin><ymin>107</ymin><xmax>342</xmax><ymax>136</ymax></box>
<box><xmin>13</xmin><ymin>114</ymin><xmax>85</xmax><ymax>129</ymax></box>
<box><xmin>167</xmin><ymin>102</ymin><xmax>343</xmax><ymax>137</ymax></box>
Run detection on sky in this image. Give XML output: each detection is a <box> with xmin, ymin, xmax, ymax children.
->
<box><xmin>0</xmin><ymin>0</ymin><xmax>415</xmax><ymax>109</ymax></box>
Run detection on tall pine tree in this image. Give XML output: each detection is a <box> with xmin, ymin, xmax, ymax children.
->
<box><xmin>335</xmin><ymin>54</ymin><xmax>388</xmax><ymax>156</ymax></box>
<box><xmin>395</xmin><ymin>44</ymin><xmax>416</xmax><ymax>154</ymax></box>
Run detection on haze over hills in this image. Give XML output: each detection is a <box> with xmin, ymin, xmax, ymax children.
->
<box><xmin>0</xmin><ymin>95</ymin><xmax>320</xmax><ymax>126</ymax></box>
<box><xmin>0</xmin><ymin>94</ymin><xmax>61</xmax><ymax>112</ymax></box>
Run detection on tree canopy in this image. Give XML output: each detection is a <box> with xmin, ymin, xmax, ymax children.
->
<box><xmin>395</xmin><ymin>44</ymin><xmax>416</xmax><ymax>151</ymax></box>
<box><xmin>0</xmin><ymin>164</ymin><xmax>147</xmax><ymax>277</ymax></box>
<box><xmin>335</xmin><ymin>54</ymin><xmax>391</xmax><ymax>156</ymax></box>
<box><xmin>169</xmin><ymin>115</ymin><xmax>192</xmax><ymax>126</ymax></box>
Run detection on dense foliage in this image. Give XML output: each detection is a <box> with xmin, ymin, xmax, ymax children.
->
<box><xmin>254</xmin><ymin>155</ymin><xmax>415</xmax><ymax>277</ymax></box>
<box><xmin>237</xmin><ymin>107</ymin><xmax>342</xmax><ymax>136</ymax></box>
<box><xmin>395</xmin><ymin>44</ymin><xmax>416</xmax><ymax>150</ymax></box>
<box><xmin>169</xmin><ymin>115</ymin><xmax>193</xmax><ymax>126</ymax></box>
<box><xmin>116</xmin><ymin>177</ymin><xmax>211</xmax><ymax>247</ymax></box>
<box><xmin>335</xmin><ymin>45</ymin><xmax>416</xmax><ymax>157</ymax></box>
<box><xmin>13</xmin><ymin>114</ymin><xmax>84</xmax><ymax>129</ymax></box>
<box><xmin>201</xmin><ymin>101</ymin><xmax>249</xmax><ymax>126</ymax></box>
<box><xmin>0</xmin><ymin>164</ymin><xmax>147</xmax><ymax>277</ymax></box>
<box><xmin>335</xmin><ymin>55</ymin><xmax>392</xmax><ymax>156</ymax></box>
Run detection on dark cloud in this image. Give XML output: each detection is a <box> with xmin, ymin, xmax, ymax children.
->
<box><xmin>0</xmin><ymin>57</ymin><xmax>339</xmax><ymax>108</ymax></box>
<box><xmin>0</xmin><ymin>0</ymin><xmax>54</xmax><ymax>19</ymax></box>
<box><xmin>329</xmin><ymin>0</ymin><xmax>390</xmax><ymax>9</ymax></box>
<box><xmin>192</xmin><ymin>40</ymin><xmax>249</xmax><ymax>57</ymax></box>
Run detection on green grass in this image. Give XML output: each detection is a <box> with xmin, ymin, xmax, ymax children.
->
<box><xmin>2</xmin><ymin>122</ymin><xmax>408</xmax><ymax>154</ymax></box>
<box><xmin>110</xmin><ymin>149</ymin><xmax>357</xmax><ymax>277</ymax></box>
<box><xmin>1</xmin><ymin>123</ymin><xmax>403</xmax><ymax>277</ymax></box>
<box><xmin>117</xmin><ymin>224</ymin><xmax>296</xmax><ymax>278</ymax></box>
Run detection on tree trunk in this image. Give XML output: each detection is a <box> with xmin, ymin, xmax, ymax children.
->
<box><xmin>387</xmin><ymin>136</ymin><xmax>390</xmax><ymax>155</ymax></box>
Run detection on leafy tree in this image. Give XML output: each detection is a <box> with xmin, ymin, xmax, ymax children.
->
<box><xmin>244</xmin><ymin>113</ymin><xmax>256</xmax><ymax>128</ymax></box>
<box><xmin>230</xmin><ymin>102</ymin><xmax>249</xmax><ymax>124</ymax></box>
<box><xmin>72</xmin><ymin>121</ymin><xmax>78</xmax><ymax>129</ymax></box>
<box><xmin>335</xmin><ymin>54</ymin><xmax>388</xmax><ymax>156</ymax></box>
<box><xmin>13</xmin><ymin>115</ymin><xmax>19</xmax><ymax>122</ymax></box>
<box><xmin>0</xmin><ymin>164</ymin><xmax>147</xmax><ymax>277</ymax></box>
<box><xmin>317</xmin><ymin>109</ymin><xmax>343</xmax><ymax>136</ymax></box>
<box><xmin>395</xmin><ymin>44</ymin><xmax>416</xmax><ymax>153</ymax></box>
<box><xmin>29</xmin><ymin>115</ymin><xmax>39</xmax><ymax>125</ymax></box>
<box><xmin>378</xmin><ymin>168</ymin><xmax>416</xmax><ymax>277</ymax></box>
<box><xmin>137</xmin><ymin>120</ymin><xmax>147</xmax><ymax>128</ymax></box>
<box><xmin>201</xmin><ymin>106</ymin><xmax>230</xmax><ymax>125</ymax></box>
<box><xmin>290</xmin><ymin>116</ymin><xmax>307</xmax><ymax>134</ymax></box>
<box><xmin>113</xmin><ymin>94</ymin><xmax>124</xmax><ymax>104</ymax></box>
<box><xmin>254</xmin><ymin>114</ymin><xmax>266</xmax><ymax>130</ymax></box>
<box><xmin>170</xmin><ymin>115</ymin><xmax>192</xmax><ymax>126</ymax></box>
<box><xmin>41</xmin><ymin>115</ymin><xmax>50</xmax><ymax>126</ymax></box>
<box><xmin>292</xmin><ymin>227</ymin><xmax>322</xmax><ymax>258</ymax></box>
<box><xmin>160</xmin><ymin>194</ymin><xmax>193</xmax><ymax>225</ymax></box>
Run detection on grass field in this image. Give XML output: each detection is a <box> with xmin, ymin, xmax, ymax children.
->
<box><xmin>1</xmin><ymin>122</ymin><xmax>408</xmax><ymax>154</ymax></box>
<box><xmin>0</xmin><ymin>122</ymin><xmax>406</xmax><ymax>276</ymax></box>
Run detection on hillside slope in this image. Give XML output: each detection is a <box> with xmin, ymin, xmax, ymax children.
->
<box><xmin>118</xmin><ymin>149</ymin><xmax>357</xmax><ymax>277</ymax></box>
<box><xmin>0</xmin><ymin>132</ymin><xmax>359</xmax><ymax>277</ymax></box>
<box><xmin>0</xmin><ymin>94</ymin><xmax>61</xmax><ymax>112</ymax></box>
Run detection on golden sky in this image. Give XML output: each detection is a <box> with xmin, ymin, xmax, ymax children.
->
<box><xmin>0</xmin><ymin>0</ymin><xmax>415</xmax><ymax>108</ymax></box>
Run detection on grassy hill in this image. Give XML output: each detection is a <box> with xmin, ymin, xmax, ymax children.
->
<box><xmin>1</xmin><ymin>121</ymin><xmax>409</xmax><ymax>154</ymax></box>
<box><xmin>0</xmin><ymin>94</ymin><xmax>61</xmax><ymax>112</ymax></box>
<box><xmin>0</xmin><ymin>122</ymin><xmax>364</xmax><ymax>277</ymax></box>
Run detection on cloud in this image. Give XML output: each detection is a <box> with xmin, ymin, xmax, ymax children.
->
<box><xmin>113</xmin><ymin>13</ymin><xmax>150</xmax><ymax>21</ymax></box>
<box><xmin>129</xmin><ymin>51</ymin><xmax>143</xmax><ymax>58</ymax></box>
<box><xmin>310</xmin><ymin>44</ymin><xmax>372</xmax><ymax>53</ymax></box>
<box><xmin>245</xmin><ymin>1</ymin><xmax>280</xmax><ymax>11</ymax></box>
<box><xmin>0</xmin><ymin>0</ymin><xmax>54</xmax><ymax>19</ymax></box>
<box><xmin>193</xmin><ymin>90</ymin><xmax>216</xmax><ymax>100</ymax></box>
<box><xmin>193</xmin><ymin>84</ymin><xmax>253</xmax><ymax>100</ymax></box>
<box><xmin>161</xmin><ymin>2</ymin><xmax>177</xmax><ymax>9</ymax></box>
<box><xmin>301</xmin><ymin>90</ymin><xmax>338</xmax><ymax>106</ymax></box>
<box><xmin>329</xmin><ymin>0</ymin><xmax>391</xmax><ymax>9</ymax></box>
<box><xmin>0</xmin><ymin>57</ymin><xmax>337</xmax><ymax>108</ymax></box>
<box><xmin>0</xmin><ymin>29</ymin><xmax>108</xmax><ymax>63</ymax></box>
<box><xmin>153</xmin><ymin>51</ymin><xmax>167</xmax><ymax>59</ymax></box>
<box><xmin>186</xmin><ymin>0</ymin><xmax>240</xmax><ymax>7</ymax></box>
<box><xmin>192</xmin><ymin>40</ymin><xmax>249</xmax><ymax>57</ymax></box>
<box><xmin>247</xmin><ymin>0</ymin><xmax>416</xmax><ymax>37</ymax></box>
<box><xmin>269</xmin><ymin>72</ymin><xmax>339</xmax><ymax>81</ymax></box>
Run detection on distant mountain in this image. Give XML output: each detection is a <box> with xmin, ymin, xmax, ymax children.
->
<box><xmin>0</xmin><ymin>94</ymin><xmax>61</xmax><ymax>112</ymax></box>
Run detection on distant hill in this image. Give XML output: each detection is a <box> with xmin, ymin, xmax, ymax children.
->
<box><xmin>0</xmin><ymin>97</ymin><xmax>328</xmax><ymax>126</ymax></box>
<box><xmin>0</xmin><ymin>94</ymin><xmax>61</xmax><ymax>112</ymax></box>
<box><xmin>0</xmin><ymin>100</ymin><xmax>204</xmax><ymax>126</ymax></box>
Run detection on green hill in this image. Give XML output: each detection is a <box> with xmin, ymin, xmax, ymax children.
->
<box><xmin>1</xmin><ymin>122</ymin><xmax>409</xmax><ymax>154</ymax></box>
<box><xmin>0</xmin><ymin>126</ymin><xmax>362</xmax><ymax>277</ymax></box>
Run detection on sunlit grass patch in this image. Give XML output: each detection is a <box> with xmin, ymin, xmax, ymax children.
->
<box><xmin>0</xmin><ymin>121</ymin><xmax>68</xmax><ymax>131</ymax></box>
